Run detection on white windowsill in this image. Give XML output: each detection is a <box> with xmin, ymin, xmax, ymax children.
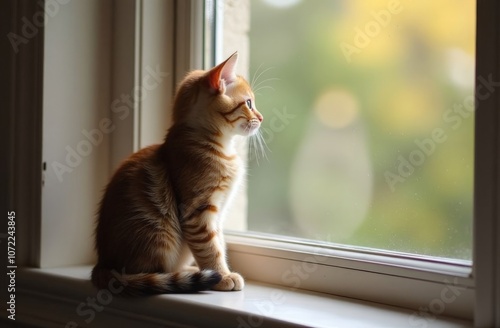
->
<box><xmin>9</xmin><ymin>266</ymin><xmax>471</xmax><ymax>328</ymax></box>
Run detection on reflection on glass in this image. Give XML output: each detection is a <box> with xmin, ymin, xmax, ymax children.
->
<box><xmin>246</xmin><ymin>0</ymin><xmax>475</xmax><ymax>260</ymax></box>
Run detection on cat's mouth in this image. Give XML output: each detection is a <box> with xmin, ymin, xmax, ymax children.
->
<box><xmin>241</xmin><ymin>119</ymin><xmax>261</xmax><ymax>135</ymax></box>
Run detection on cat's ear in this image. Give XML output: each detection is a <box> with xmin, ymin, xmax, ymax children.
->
<box><xmin>207</xmin><ymin>52</ymin><xmax>238</xmax><ymax>93</ymax></box>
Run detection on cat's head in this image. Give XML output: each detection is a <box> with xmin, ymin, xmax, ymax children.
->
<box><xmin>172</xmin><ymin>52</ymin><xmax>263</xmax><ymax>138</ymax></box>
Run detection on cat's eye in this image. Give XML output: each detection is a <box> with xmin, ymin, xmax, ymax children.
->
<box><xmin>246</xmin><ymin>99</ymin><xmax>253</xmax><ymax>110</ymax></box>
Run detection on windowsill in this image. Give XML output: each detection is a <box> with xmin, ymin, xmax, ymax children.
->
<box><xmin>9</xmin><ymin>266</ymin><xmax>472</xmax><ymax>328</ymax></box>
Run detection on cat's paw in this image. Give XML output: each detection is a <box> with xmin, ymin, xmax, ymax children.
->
<box><xmin>212</xmin><ymin>272</ymin><xmax>244</xmax><ymax>291</ymax></box>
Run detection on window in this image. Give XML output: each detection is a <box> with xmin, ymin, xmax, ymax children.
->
<box><xmin>232</xmin><ymin>0</ymin><xmax>476</xmax><ymax>261</ymax></box>
<box><xmin>216</xmin><ymin>0</ymin><xmax>496</xmax><ymax>323</ymax></box>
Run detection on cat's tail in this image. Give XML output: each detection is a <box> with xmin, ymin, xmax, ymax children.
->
<box><xmin>91</xmin><ymin>265</ymin><xmax>222</xmax><ymax>296</ymax></box>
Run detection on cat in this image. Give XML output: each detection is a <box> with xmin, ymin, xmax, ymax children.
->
<box><xmin>91</xmin><ymin>52</ymin><xmax>263</xmax><ymax>296</ymax></box>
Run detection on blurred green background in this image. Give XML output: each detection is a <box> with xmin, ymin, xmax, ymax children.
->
<box><xmin>246</xmin><ymin>0</ymin><xmax>475</xmax><ymax>260</ymax></box>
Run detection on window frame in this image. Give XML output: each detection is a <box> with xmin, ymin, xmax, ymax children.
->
<box><xmin>226</xmin><ymin>233</ymin><xmax>474</xmax><ymax>319</ymax></box>
<box><xmin>4</xmin><ymin>0</ymin><xmax>498</xmax><ymax>326</ymax></box>
<box><xmin>473</xmin><ymin>1</ymin><xmax>500</xmax><ymax>325</ymax></box>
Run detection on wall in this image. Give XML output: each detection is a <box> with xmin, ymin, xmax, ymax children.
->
<box><xmin>42</xmin><ymin>0</ymin><xmax>112</xmax><ymax>267</ymax></box>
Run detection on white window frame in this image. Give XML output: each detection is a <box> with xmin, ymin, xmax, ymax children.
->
<box><xmin>4</xmin><ymin>0</ymin><xmax>498</xmax><ymax>326</ymax></box>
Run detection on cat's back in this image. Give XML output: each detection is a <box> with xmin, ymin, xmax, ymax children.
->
<box><xmin>106</xmin><ymin>144</ymin><xmax>162</xmax><ymax>191</ymax></box>
<box><xmin>98</xmin><ymin>144</ymin><xmax>173</xmax><ymax>223</ymax></box>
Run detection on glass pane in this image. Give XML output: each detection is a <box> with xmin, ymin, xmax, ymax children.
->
<box><xmin>243</xmin><ymin>0</ymin><xmax>475</xmax><ymax>260</ymax></box>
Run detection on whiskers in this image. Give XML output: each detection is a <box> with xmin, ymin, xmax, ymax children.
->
<box><xmin>248</xmin><ymin>64</ymin><xmax>280</xmax><ymax>165</ymax></box>
<box><xmin>250</xmin><ymin>64</ymin><xmax>280</xmax><ymax>96</ymax></box>
<box><xmin>248</xmin><ymin>127</ymin><xmax>270</xmax><ymax>165</ymax></box>
<box><xmin>247</xmin><ymin>64</ymin><xmax>276</xmax><ymax>164</ymax></box>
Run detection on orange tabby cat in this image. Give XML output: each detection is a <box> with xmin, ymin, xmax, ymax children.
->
<box><xmin>91</xmin><ymin>52</ymin><xmax>263</xmax><ymax>295</ymax></box>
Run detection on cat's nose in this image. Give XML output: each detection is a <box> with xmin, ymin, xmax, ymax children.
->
<box><xmin>257</xmin><ymin>113</ymin><xmax>263</xmax><ymax>122</ymax></box>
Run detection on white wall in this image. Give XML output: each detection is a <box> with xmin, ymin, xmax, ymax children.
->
<box><xmin>42</xmin><ymin>0</ymin><xmax>112</xmax><ymax>267</ymax></box>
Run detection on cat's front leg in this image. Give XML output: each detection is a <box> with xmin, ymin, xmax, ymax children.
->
<box><xmin>182</xmin><ymin>208</ymin><xmax>244</xmax><ymax>291</ymax></box>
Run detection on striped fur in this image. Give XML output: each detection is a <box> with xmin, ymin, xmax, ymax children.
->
<box><xmin>91</xmin><ymin>265</ymin><xmax>222</xmax><ymax>296</ymax></box>
<box><xmin>92</xmin><ymin>52</ymin><xmax>263</xmax><ymax>295</ymax></box>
